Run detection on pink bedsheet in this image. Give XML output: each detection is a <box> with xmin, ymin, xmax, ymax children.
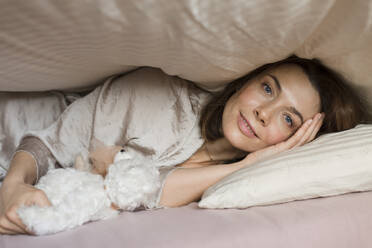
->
<box><xmin>1</xmin><ymin>191</ymin><xmax>372</xmax><ymax>248</ymax></box>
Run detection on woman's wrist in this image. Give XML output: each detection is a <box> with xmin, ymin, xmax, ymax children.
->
<box><xmin>3</xmin><ymin>151</ymin><xmax>38</xmax><ymax>186</ymax></box>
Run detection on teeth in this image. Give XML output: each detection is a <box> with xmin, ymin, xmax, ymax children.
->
<box><xmin>243</xmin><ymin>118</ymin><xmax>252</xmax><ymax>132</ymax></box>
<box><xmin>242</xmin><ymin>116</ymin><xmax>255</xmax><ymax>136</ymax></box>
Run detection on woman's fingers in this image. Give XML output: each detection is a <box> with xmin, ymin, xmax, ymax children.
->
<box><xmin>0</xmin><ymin>225</ymin><xmax>17</xmax><ymax>235</ymax></box>
<box><xmin>247</xmin><ymin>113</ymin><xmax>324</xmax><ymax>164</ymax></box>
<box><xmin>12</xmin><ymin>199</ymin><xmax>51</xmax><ymax>235</ymax></box>
<box><xmin>0</xmin><ymin>219</ymin><xmax>19</xmax><ymax>235</ymax></box>
<box><xmin>282</xmin><ymin>118</ymin><xmax>313</xmax><ymax>150</ymax></box>
<box><xmin>7</xmin><ymin>207</ymin><xmax>30</xmax><ymax>233</ymax></box>
<box><xmin>18</xmin><ymin>191</ymin><xmax>51</xmax><ymax>235</ymax></box>
<box><xmin>307</xmin><ymin>114</ymin><xmax>324</xmax><ymax>142</ymax></box>
<box><xmin>0</xmin><ymin>208</ymin><xmax>28</xmax><ymax>235</ymax></box>
<box><xmin>257</xmin><ymin>118</ymin><xmax>313</xmax><ymax>160</ymax></box>
<box><xmin>294</xmin><ymin>113</ymin><xmax>324</xmax><ymax>147</ymax></box>
<box><xmin>0</xmin><ymin>196</ymin><xmax>28</xmax><ymax>234</ymax></box>
<box><xmin>0</xmin><ymin>189</ymin><xmax>51</xmax><ymax>235</ymax></box>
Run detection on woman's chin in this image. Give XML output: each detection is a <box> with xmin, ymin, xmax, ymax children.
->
<box><xmin>231</xmin><ymin>136</ymin><xmax>268</xmax><ymax>153</ymax></box>
<box><xmin>223</xmin><ymin>125</ymin><xmax>264</xmax><ymax>152</ymax></box>
<box><xmin>227</xmin><ymin>138</ymin><xmax>256</xmax><ymax>153</ymax></box>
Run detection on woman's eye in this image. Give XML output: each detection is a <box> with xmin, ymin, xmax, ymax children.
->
<box><xmin>284</xmin><ymin>114</ymin><xmax>293</xmax><ymax>127</ymax></box>
<box><xmin>263</xmin><ymin>83</ymin><xmax>272</xmax><ymax>95</ymax></box>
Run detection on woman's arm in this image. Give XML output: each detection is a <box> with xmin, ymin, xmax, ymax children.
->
<box><xmin>159</xmin><ymin>115</ymin><xmax>324</xmax><ymax>208</ymax></box>
<box><xmin>0</xmin><ymin>151</ymin><xmax>51</xmax><ymax>235</ymax></box>
<box><xmin>159</xmin><ymin>160</ymin><xmax>245</xmax><ymax>208</ymax></box>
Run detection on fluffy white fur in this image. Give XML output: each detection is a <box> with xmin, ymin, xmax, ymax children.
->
<box><xmin>17</xmin><ymin>149</ymin><xmax>161</xmax><ymax>235</ymax></box>
<box><xmin>105</xmin><ymin>152</ymin><xmax>160</xmax><ymax>211</ymax></box>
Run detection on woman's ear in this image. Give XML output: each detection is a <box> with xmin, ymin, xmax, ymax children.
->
<box><xmin>74</xmin><ymin>154</ymin><xmax>92</xmax><ymax>172</ymax></box>
<box><xmin>89</xmin><ymin>145</ymin><xmax>124</xmax><ymax>177</ymax></box>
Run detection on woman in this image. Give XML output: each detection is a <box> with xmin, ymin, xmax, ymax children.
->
<box><xmin>0</xmin><ymin>56</ymin><xmax>369</xmax><ymax>235</ymax></box>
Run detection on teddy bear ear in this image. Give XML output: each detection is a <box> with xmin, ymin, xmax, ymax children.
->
<box><xmin>74</xmin><ymin>154</ymin><xmax>92</xmax><ymax>171</ymax></box>
<box><xmin>90</xmin><ymin>137</ymin><xmax>106</xmax><ymax>151</ymax></box>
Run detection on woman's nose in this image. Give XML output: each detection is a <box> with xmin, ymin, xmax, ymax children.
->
<box><xmin>254</xmin><ymin>106</ymin><xmax>272</xmax><ymax>126</ymax></box>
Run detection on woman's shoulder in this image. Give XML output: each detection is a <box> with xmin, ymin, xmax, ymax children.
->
<box><xmin>109</xmin><ymin>67</ymin><xmax>211</xmax><ymax>107</ymax></box>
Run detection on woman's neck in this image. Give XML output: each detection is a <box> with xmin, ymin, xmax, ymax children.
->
<box><xmin>204</xmin><ymin>138</ymin><xmax>246</xmax><ymax>162</ymax></box>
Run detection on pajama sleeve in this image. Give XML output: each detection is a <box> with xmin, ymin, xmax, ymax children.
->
<box><xmin>14</xmin><ymin>136</ymin><xmax>57</xmax><ymax>182</ymax></box>
<box><xmin>13</xmin><ymin>84</ymin><xmax>104</xmax><ymax>183</ymax></box>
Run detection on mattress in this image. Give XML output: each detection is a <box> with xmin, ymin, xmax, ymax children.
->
<box><xmin>1</xmin><ymin>191</ymin><xmax>372</xmax><ymax>248</ymax></box>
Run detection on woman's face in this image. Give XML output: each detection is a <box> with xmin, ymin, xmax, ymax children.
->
<box><xmin>222</xmin><ymin>64</ymin><xmax>321</xmax><ymax>152</ymax></box>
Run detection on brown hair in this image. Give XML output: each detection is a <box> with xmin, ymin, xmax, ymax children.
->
<box><xmin>200</xmin><ymin>55</ymin><xmax>371</xmax><ymax>142</ymax></box>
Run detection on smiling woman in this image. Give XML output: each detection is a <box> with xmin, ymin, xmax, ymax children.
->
<box><xmin>199</xmin><ymin>55</ymin><xmax>371</xmax><ymax>159</ymax></box>
<box><xmin>221</xmin><ymin>63</ymin><xmax>321</xmax><ymax>152</ymax></box>
<box><xmin>159</xmin><ymin>56</ymin><xmax>371</xmax><ymax>208</ymax></box>
<box><xmin>1</xmin><ymin>57</ymin><xmax>370</xmax><ymax>234</ymax></box>
<box><xmin>159</xmin><ymin>56</ymin><xmax>372</xmax><ymax>207</ymax></box>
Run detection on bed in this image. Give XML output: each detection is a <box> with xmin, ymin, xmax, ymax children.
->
<box><xmin>2</xmin><ymin>192</ymin><xmax>372</xmax><ymax>248</ymax></box>
<box><xmin>1</xmin><ymin>1</ymin><xmax>372</xmax><ymax>247</ymax></box>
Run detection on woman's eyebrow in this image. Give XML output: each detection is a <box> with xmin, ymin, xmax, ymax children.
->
<box><xmin>268</xmin><ymin>74</ymin><xmax>304</xmax><ymax>124</ymax></box>
<box><xmin>268</xmin><ymin>74</ymin><xmax>282</xmax><ymax>93</ymax></box>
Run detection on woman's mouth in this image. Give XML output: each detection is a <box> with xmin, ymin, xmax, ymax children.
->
<box><xmin>238</xmin><ymin>112</ymin><xmax>257</xmax><ymax>138</ymax></box>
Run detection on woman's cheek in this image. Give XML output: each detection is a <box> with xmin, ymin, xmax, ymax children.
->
<box><xmin>265</xmin><ymin>127</ymin><xmax>288</xmax><ymax>145</ymax></box>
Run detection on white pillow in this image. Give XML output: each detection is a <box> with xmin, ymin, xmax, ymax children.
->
<box><xmin>199</xmin><ymin>124</ymin><xmax>372</xmax><ymax>209</ymax></box>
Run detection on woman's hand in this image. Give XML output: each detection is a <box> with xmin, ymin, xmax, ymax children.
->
<box><xmin>239</xmin><ymin>112</ymin><xmax>325</xmax><ymax>168</ymax></box>
<box><xmin>0</xmin><ymin>181</ymin><xmax>51</xmax><ymax>235</ymax></box>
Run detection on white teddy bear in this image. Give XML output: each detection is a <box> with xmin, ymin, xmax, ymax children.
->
<box><xmin>17</xmin><ymin>146</ymin><xmax>161</xmax><ymax>236</ymax></box>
